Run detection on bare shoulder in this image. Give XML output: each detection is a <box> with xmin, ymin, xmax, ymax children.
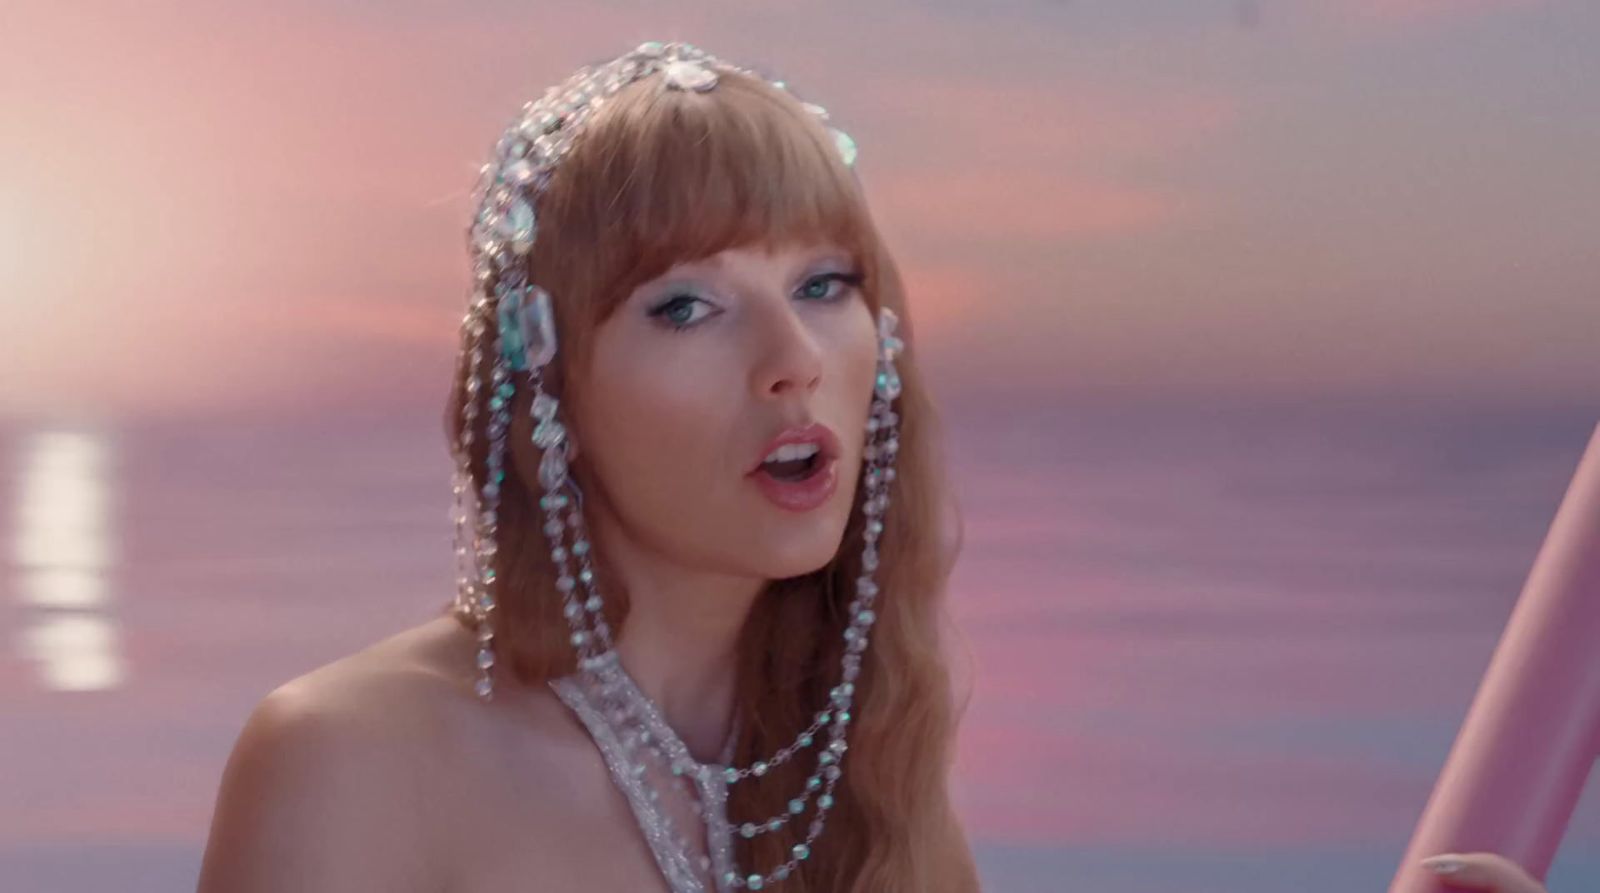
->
<box><xmin>197</xmin><ymin>613</ymin><xmax>588</xmax><ymax>892</ymax></box>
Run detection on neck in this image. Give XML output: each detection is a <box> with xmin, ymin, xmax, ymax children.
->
<box><xmin>590</xmin><ymin>510</ymin><xmax>764</xmax><ymax>764</ymax></box>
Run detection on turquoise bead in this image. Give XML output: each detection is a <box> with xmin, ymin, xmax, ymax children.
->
<box><xmin>832</xmin><ymin>127</ymin><xmax>857</xmax><ymax>167</ymax></box>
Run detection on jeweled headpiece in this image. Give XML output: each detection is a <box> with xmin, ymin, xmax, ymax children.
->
<box><xmin>446</xmin><ymin>41</ymin><xmax>903</xmax><ymax>891</ymax></box>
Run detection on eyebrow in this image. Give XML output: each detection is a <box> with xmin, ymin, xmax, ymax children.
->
<box><xmin>645</xmin><ymin>247</ymin><xmax>855</xmax><ymax>290</ymax></box>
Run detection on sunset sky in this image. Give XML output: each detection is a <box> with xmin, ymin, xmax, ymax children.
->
<box><xmin>1</xmin><ymin>0</ymin><xmax>1595</xmax><ymax>418</ymax></box>
<box><xmin>3</xmin><ymin>6</ymin><xmax>1599</xmax><ymax>887</ymax></box>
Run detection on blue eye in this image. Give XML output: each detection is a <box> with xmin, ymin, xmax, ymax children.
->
<box><xmin>798</xmin><ymin>271</ymin><xmax>865</xmax><ymax>302</ymax></box>
<box><xmin>648</xmin><ymin>294</ymin><xmax>714</xmax><ymax>332</ymax></box>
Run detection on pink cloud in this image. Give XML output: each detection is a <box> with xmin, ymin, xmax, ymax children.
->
<box><xmin>860</xmin><ymin>79</ymin><xmax>1235</xmax><ymax>243</ymax></box>
<box><xmin>885</xmin><ymin>80</ymin><xmax>1239</xmax><ymax>161</ymax></box>
<box><xmin>876</xmin><ymin>169</ymin><xmax>1180</xmax><ymax>241</ymax></box>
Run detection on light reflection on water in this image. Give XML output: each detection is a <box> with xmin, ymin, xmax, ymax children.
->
<box><xmin>10</xmin><ymin>428</ymin><xmax>124</xmax><ymax>692</ymax></box>
<box><xmin>0</xmin><ymin>401</ymin><xmax>1596</xmax><ymax>892</ymax></box>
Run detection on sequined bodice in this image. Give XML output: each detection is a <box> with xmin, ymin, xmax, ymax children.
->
<box><xmin>549</xmin><ymin>664</ymin><xmax>741</xmax><ymax>893</ymax></box>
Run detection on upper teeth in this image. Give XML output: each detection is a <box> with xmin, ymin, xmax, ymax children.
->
<box><xmin>763</xmin><ymin>442</ymin><xmax>821</xmax><ymax>464</ymax></box>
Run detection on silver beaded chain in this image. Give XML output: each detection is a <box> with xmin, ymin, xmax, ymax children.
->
<box><xmin>444</xmin><ymin>40</ymin><xmax>902</xmax><ymax>892</ymax></box>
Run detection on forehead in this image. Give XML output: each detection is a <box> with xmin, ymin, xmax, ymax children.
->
<box><xmin>660</xmin><ymin>239</ymin><xmax>853</xmax><ymax>275</ymax></box>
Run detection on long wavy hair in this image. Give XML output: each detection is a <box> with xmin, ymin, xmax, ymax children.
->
<box><xmin>443</xmin><ymin>65</ymin><xmax>979</xmax><ymax>893</ymax></box>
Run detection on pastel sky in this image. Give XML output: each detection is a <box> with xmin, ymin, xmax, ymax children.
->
<box><xmin>1</xmin><ymin>0</ymin><xmax>1595</xmax><ymax>419</ymax></box>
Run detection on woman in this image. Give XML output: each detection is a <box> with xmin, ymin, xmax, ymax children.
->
<box><xmin>198</xmin><ymin>41</ymin><xmax>980</xmax><ymax>892</ymax></box>
<box><xmin>195</xmin><ymin>40</ymin><xmax>1556</xmax><ymax>893</ymax></box>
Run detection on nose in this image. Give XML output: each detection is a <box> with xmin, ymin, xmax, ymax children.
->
<box><xmin>749</xmin><ymin>297</ymin><xmax>824</xmax><ymax>401</ymax></box>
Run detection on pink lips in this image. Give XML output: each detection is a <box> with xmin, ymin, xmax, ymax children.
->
<box><xmin>746</xmin><ymin>421</ymin><xmax>842</xmax><ymax>513</ymax></box>
<box><xmin>748</xmin><ymin>422</ymin><xmax>841</xmax><ymax>473</ymax></box>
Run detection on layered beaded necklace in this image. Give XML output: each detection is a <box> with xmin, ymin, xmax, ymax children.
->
<box><xmin>445</xmin><ymin>41</ymin><xmax>904</xmax><ymax>891</ymax></box>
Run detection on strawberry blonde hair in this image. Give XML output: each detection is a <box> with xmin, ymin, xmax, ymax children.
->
<box><xmin>444</xmin><ymin>66</ymin><xmax>979</xmax><ymax>892</ymax></box>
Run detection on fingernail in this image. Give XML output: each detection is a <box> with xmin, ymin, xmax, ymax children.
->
<box><xmin>1421</xmin><ymin>855</ymin><xmax>1465</xmax><ymax>875</ymax></box>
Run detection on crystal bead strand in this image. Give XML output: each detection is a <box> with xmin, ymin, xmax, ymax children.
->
<box><xmin>471</xmin><ymin>331</ymin><xmax>514</xmax><ymax>699</ymax></box>
<box><xmin>447</xmin><ymin>290</ymin><xmax>503</xmax><ymax>699</ymax></box>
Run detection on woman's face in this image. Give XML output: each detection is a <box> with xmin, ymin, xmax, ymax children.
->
<box><xmin>568</xmin><ymin>239</ymin><xmax>879</xmax><ymax>583</ymax></box>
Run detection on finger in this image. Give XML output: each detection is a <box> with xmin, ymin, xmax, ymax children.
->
<box><xmin>1420</xmin><ymin>852</ymin><xmax>1547</xmax><ymax>893</ymax></box>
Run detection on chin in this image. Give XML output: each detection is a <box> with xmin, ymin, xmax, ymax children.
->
<box><xmin>757</xmin><ymin>528</ymin><xmax>850</xmax><ymax>580</ymax></box>
<box><xmin>766</xmin><ymin>555</ymin><xmax>839</xmax><ymax>582</ymax></box>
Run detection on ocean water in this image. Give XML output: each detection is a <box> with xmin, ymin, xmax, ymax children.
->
<box><xmin>1</xmin><ymin>396</ymin><xmax>1596</xmax><ymax>891</ymax></box>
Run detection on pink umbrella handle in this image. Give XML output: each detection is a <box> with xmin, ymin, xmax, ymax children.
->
<box><xmin>1391</xmin><ymin>422</ymin><xmax>1600</xmax><ymax>893</ymax></box>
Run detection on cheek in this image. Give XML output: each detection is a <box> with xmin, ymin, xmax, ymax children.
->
<box><xmin>836</xmin><ymin>305</ymin><xmax>881</xmax><ymax>402</ymax></box>
<box><xmin>577</xmin><ymin>345</ymin><xmax>737</xmax><ymax>501</ymax></box>
<box><xmin>816</xmin><ymin>306</ymin><xmax>882</xmax><ymax>476</ymax></box>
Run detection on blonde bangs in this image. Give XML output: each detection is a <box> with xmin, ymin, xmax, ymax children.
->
<box><xmin>530</xmin><ymin>68</ymin><xmax>877</xmax><ymax>324</ymax></box>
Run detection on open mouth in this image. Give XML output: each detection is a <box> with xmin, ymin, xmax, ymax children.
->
<box><xmin>747</xmin><ymin>436</ymin><xmax>840</xmax><ymax>512</ymax></box>
<box><xmin>757</xmin><ymin>452</ymin><xmax>826</xmax><ymax>482</ymax></box>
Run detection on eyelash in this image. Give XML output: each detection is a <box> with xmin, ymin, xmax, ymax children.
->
<box><xmin>648</xmin><ymin>271</ymin><xmax>866</xmax><ymax>333</ymax></box>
